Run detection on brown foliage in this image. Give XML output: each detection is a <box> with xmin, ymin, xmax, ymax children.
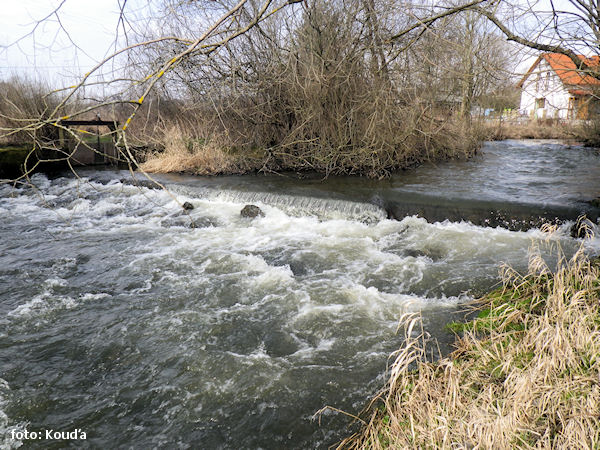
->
<box><xmin>0</xmin><ymin>78</ymin><xmax>63</xmax><ymax>146</ymax></box>
<box><xmin>140</xmin><ymin>1</ymin><xmax>483</xmax><ymax>178</ymax></box>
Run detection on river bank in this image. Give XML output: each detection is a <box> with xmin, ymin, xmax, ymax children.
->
<box><xmin>3</xmin><ymin>123</ymin><xmax>596</xmax><ymax>181</ymax></box>
<box><xmin>338</xmin><ymin>245</ymin><xmax>600</xmax><ymax>449</ymax></box>
<box><xmin>136</xmin><ymin>120</ymin><xmax>482</xmax><ymax>179</ymax></box>
<box><xmin>483</xmin><ymin>120</ymin><xmax>600</xmax><ymax>146</ymax></box>
<box><xmin>136</xmin><ymin>122</ymin><xmax>600</xmax><ymax>178</ymax></box>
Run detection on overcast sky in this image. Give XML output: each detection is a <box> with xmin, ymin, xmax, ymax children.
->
<box><xmin>0</xmin><ymin>0</ymin><xmax>131</xmax><ymax>85</ymax></box>
<box><xmin>0</xmin><ymin>0</ymin><xmax>580</xmax><ymax>87</ymax></box>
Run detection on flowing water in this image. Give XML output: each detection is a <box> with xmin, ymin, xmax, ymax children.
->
<box><xmin>1</xmin><ymin>140</ymin><xmax>599</xmax><ymax>449</ymax></box>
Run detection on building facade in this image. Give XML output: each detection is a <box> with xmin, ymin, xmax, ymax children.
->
<box><xmin>518</xmin><ymin>53</ymin><xmax>600</xmax><ymax>120</ymax></box>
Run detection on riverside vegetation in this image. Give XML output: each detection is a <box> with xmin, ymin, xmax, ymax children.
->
<box><xmin>483</xmin><ymin>119</ymin><xmax>600</xmax><ymax>146</ymax></box>
<box><xmin>2</xmin><ymin>0</ymin><xmax>599</xmax><ymax>179</ymax></box>
<box><xmin>2</xmin><ymin>0</ymin><xmax>503</xmax><ymax>179</ymax></box>
<box><xmin>3</xmin><ymin>2</ymin><xmax>600</xmax><ymax>448</ymax></box>
<box><xmin>336</xmin><ymin>234</ymin><xmax>600</xmax><ymax>449</ymax></box>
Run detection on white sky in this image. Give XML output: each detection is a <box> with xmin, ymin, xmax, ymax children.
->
<box><xmin>0</xmin><ymin>0</ymin><xmax>132</xmax><ymax>85</ymax></box>
<box><xmin>0</xmin><ymin>0</ymin><xmax>587</xmax><ymax>87</ymax></box>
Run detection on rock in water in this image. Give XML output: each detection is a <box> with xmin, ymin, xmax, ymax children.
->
<box><xmin>240</xmin><ymin>204</ymin><xmax>265</xmax><ymax>218</ymax></box>
<box><xmin>182</xmin><ymin>201</ymin><xmax>194</xmax><ymax>211</ymax></box>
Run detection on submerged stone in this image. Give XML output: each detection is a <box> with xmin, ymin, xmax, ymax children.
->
<box><xmin>264</xmin><ymin>331</ymin><xmax>299</xmax><ymax>357</ymax></box>
<box><xmin>182</xmin><ymin>201</ymin><xmax>194</xmax><ymax>210</ymax></box>
<box><xmin>240</xmin><ymin>204</ymin><xmax>265</xmax><ymax>218</ymax></box>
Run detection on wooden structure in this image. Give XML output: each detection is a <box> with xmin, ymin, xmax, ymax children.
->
<box><xmin>58</xmin><ymin>118</ymin><xmax>121</xmax><ymax>165</ymax></box>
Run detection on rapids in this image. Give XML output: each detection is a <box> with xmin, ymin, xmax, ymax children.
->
<box><xmin>1</xmin><ymin>140</ymin><xmax>599</xmax><ymax>448</ymax></box>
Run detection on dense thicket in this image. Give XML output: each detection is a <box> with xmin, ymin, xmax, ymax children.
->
<box><xmin>133</xmin><ymin>0</ymin><xmax>513</xmax><ymax>177</ymax></box>
<box><xmin>1</xmin><ymin>0</ymin><xmax>520</xmax><ymax>178</ymax></box>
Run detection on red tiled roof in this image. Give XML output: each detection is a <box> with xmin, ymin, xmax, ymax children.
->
<box><xmin>518</xmin><ymin>53</ymin><xmax>600</xmax><ymax>94</ymax></box>
<box><xmin>543</xmin><ymin>53</ymin><xmax>600</xmax><ymax>89</ymax></box>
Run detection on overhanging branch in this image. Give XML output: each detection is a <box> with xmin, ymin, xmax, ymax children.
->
<box><xmin>475</xmin><ymin>7</ymin><xmax>600</xmax><ymax>80</ymax></box>
<box><xmin>387</xmin><ymin>0</ymin><xmax>489</xmax><ymax>44</ymax></box>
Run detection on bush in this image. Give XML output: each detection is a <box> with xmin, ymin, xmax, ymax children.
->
<box><xmin>139</xmin><ymin>1</ymin><xmax>482</xmax><ymax>178</ymax></box>
<box><xmin>0</xmin><ymin>78</ymin><xmax>63</xmax><ymax>146</ymax></box>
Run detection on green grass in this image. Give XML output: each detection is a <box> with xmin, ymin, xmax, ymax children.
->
<box><xmin>0</xmin><ymin>145</ymin><xmax>34</xmax><ymax>177</ymax></box>
<box><xmin>0</xmin><ymin>145</ymin><xmax>31</xmax><ymax>163</ymax></box>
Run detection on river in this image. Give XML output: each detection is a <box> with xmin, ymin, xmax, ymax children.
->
<box><xmin>1</xmin><ymin>140</ymin><xmax>599</xmax><ymax>448</ymax></box>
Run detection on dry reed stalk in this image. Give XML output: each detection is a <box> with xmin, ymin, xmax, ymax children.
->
<box><xmin>139</xmin><ymin>126</ymin><xmax>248</xmax><ymax>175</ymax></box>
<box><xmin>336</xmin><ymin>240</ymin><xmax>600</xmax><ymax>449</ymax></box>
<box><xmin>483</xmin><ymin>121</ymin><xmax>580</xmax><ymax>141</ymax></box>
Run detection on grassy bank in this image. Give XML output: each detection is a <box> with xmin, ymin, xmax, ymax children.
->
<box><xmin>0</xmin><ymin>145</ymin><xmax>33</xmax><ymax>178</ymax></box>
<box><xmin>337</xmin><ymin>243</ymin><xmax>600</xmax><ymax>448</ymax></box>
<box><xmin>139</xmin><ymin>120</ymin><xmax>481</xmax><ymax>178</ymax></box>
<box><xmin>483</xmin><ymin>120</ymin><xmax>600</xmax><ymax>144</ymax></box>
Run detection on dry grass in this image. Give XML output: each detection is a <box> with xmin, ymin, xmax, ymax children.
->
<box><xmin>336</xmin><ymin>240</ymin><xmax>600</xmax><ymax>449</ymax></box>
<box><xmin>0</xmin><ymin>78</ymin><xmax>65</xmax><ymax>146</ymax></box>
<box><xmin>139</xmin><ymin>126</ymin><xmax>261</xmax><ymax>175</ymax></box>
<box><xmin>484</xmin><ymin>120</ymin><xmax>581</xmax><ymax>141</ymax></box>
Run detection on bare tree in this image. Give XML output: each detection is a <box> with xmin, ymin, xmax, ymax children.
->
<box><xmin>476</xmin><ymin>0</ymin><xmax>600</xmax><ymax>78</ymax></box>
<box><xmin>1</xmin><ymin>0</ymin><xmax>306</xmax><ymax>179</ymax></box>
<box><xmin>1</xmin><ymin>0</ymin><xmax>522</xmax><ymax>180</ymax></box>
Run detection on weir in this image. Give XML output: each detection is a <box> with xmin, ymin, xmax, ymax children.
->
<box><xmin>155</xmin><ymin>180</ymin><xmax>599</xmax><ymax>231</ymax></box>
<box><xmin>167</xmin><ymin>184</ymin><xmax>388</xmax><ymax>223</ymax></box>
<box><xmin>381</xmin><ymin>192</ymin><xmax>600</xmax><ymax>231</ymax></box>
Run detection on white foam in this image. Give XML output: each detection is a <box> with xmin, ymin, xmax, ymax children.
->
<box><xmin>0</xmin><ymin>173</ymin><xmax>586</xmax><ymax>332</ymax></box>
<box><xmin>170</xmin><ymin>184</ymin><xmax>387</xmax><ymax>222</ymax></box>
<box><xmin>8</xmin><ymin>294</ymin><xmax>78</xmax><ymax>319</ymax></box>
<box><xmin>79</xmin><ymin>293</ymin><xmax>110</xmax><ymax>301</ymax></box>
<box><xmin>7</xmin><ymin>295</ymin><xmax>48</xmax><ymax>318</ymax></box>
<box><xmin>252</xmin><ymin>265</ymin><xmax>294</xmax><ymax>289</ymax></box>
<box><xmin>0</xmin><ymin>378</ymin><xmax>26</xmax><ymax>449</ymax></box>
<box><xmin>290</xmin><ymin>337</ymin><xmax>337</xmax><ymax>359</ymax></box>
<box><xmin>7</xmin><ymin>277</ymin><xmax>108</xmax><ymax>320</ymax></box>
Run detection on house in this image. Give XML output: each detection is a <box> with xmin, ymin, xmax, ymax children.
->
<box><xmin>518</xmin><ymin>53</ymin><xmax>600</xmax><ymax>120</ymax></box>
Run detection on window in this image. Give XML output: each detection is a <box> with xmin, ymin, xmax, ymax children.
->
<box><xmin>568</xmin><ymin>97</ymin><xmax>575</xmax><ymax>119</ymax></box>
<box><xmin>536</xmin><ymin>72</ymin><xmax>541</xmax><ymax>91</ymax></box>
<box><xmin>545</xmin><ymin>72</ymin><xmax>550</xmax><ymax>90</ymax></box>
<box><xmin>535</xmin><ymin>98</ymin><xmax>546</xmax><ymax>109</ymax></box>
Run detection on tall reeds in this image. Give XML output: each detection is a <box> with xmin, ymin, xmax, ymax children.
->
<box><xmin>138</xmin><ymin>125</ymin><xmax>255</xmax><ymax>175</ymax></box>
